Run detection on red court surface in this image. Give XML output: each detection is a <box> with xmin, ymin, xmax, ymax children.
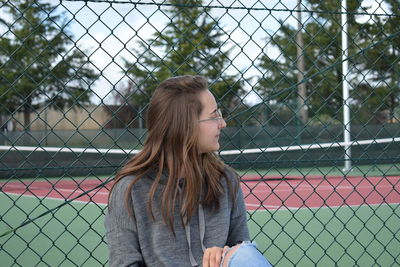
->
<box><xmin>1</xmin><ymin>175</ymin><xmax>399</xmax><ymax>211</ymax></box>
<box><xmin>241</xmin><ymin>175</ymin><xmax>400</xmax><ymax>210</ymax></box>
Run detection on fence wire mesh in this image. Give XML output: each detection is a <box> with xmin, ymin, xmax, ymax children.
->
<box><xmin>0</xmin><ymin>0</ymin><xmax>399</xmax><ymax>266</ymax></box>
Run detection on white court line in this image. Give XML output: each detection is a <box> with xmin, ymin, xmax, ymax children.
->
<box><xmin>246</xmin><ymin>203</ymin><xmax>281</xmax><ymax>208</ymax></box>
<box><xmin>1</xmin><ymin>184</ymin><xmax>110</xmax><ymax>196</ymax></box>
<box><xmin>243</xmin><ymin>184</ymin><xmax>397</xmax><ymax>194</ymax></box>
<box><xmin>55</xmin><ymin>188</ymin><xmax>109</xmax><ymax>196</ymax></box>
<box><xmin>246</xmin><ymin>202</ymin><xmax>400</xmax><ymax>212</ymax></box>
<box><xmin>0</xmin><ymin>191</ymin><xmax>107</xmax><ymax>206</ymax></box>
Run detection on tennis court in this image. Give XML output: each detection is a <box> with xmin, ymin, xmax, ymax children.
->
<box><xmin>1</xmin><ymin>0</ymin><xmax>400</xmax><ymax>266</ymax></box>
<box><xmin>1</xmin><ymin>163</ymin><xmax>399</xmax><ymax>266</ymax></box>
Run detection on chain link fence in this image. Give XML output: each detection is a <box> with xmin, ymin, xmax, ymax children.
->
<box><xmin>1</xmin><ymin>0</ymin><xmax>399</xmax><ymax>266</ymax></box>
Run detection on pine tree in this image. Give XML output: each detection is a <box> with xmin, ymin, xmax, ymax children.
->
<box><xmin>353</xmin><ymin>0</ymin><xmax>400</xmax><ymax>123</ymax></box>
<box><xmin>118</xmin><ymin>0</ymin><xmax>244</xmax><ymax>117</ymax></box>
<box><xmin>256</xmin><ymin>1</ymin><xmax>366</xmax><ymax>125</ymax></box>
<box><xmin>0</xmin><ymin>0</ymin><xmax>97</xmax><ymax>129</ymax></box>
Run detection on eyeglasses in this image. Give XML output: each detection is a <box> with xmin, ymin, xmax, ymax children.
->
<box><xmin>198</xmin><ymin>108</ymin><xmax>224</xmax><ymax>123</ymax></box>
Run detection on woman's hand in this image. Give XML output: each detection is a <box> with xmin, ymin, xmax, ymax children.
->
<box><xmin>202</xmin><ymin>246</ymin><xmax>229</xmax><ymax>267</ymax></box>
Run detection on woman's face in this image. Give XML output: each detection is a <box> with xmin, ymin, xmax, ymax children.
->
<box><xmin>197</xmin><ymin>90</ymin><xmax>227</xmax><ymax>153</ymax></box>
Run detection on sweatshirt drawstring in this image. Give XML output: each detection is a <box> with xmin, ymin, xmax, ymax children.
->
<box><xmin>184</xmin><ymin>204</ymin><xmax>206</xmax><ymax>266</ymax></box>
<box><xmin>198</xmin><ymin>204</ymin><xmax>206</xmax><ymax>252</ymax></box>
<box><xmin>178</xmin><ymin>182</ymin><xmax>206</xmax><ymax>266</ymax></box>
<box><xmin>184</xmin><ymin>222</ymin><xmax>197</xmax><ymax>266</ymax></box>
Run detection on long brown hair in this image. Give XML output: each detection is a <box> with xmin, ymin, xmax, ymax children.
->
<box><xmin>109</xmin><ymin>75</ymin><xmax>234</xmax><ymax>232</ymax></box>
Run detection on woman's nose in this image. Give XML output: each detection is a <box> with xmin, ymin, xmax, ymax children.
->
<box><xmin>219</xmin><ymin>118</ymin><xmax>227</xmax><ymax>129</ymax></box>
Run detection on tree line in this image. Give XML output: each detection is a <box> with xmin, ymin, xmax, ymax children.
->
<box><xmin>0</xmin><ymin>0</ymin><xmax>399</xmax><ymax>130</ymax></box>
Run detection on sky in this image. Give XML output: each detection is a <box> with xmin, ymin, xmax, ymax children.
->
<box><xmin>58</xmin><ymin>0</ymin><xmax>300</xmax><ymax>105</ymax></box>
<box><xmin>0</xmin><ymin>0</ymin><xmax>391</xmax><ymax>106</ymax></box>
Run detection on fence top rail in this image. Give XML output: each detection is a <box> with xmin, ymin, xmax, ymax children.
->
<box><xmin>60</xmin><ymin>0</ymin><xmax>399</xmax><ymax>17</ymax></box>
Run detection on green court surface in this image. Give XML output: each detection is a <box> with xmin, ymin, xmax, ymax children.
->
<box><xmin>249</xmin><ymin>205</ymin><xmax>400</xmax><ymax>266</ymax></box>
<box><xmin>0</xmin><ymin>194</ymin><xmax>107</xmax><ymax>266</ymax></box>
<box><xmin>1</xmin><ymin>192</ymin><xmax>399</xmax><ymax>266</ymax></box>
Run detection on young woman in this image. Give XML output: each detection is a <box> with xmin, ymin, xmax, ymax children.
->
<box><xmin>105</xmin><ymin>75</ymin><xmax>272</xmax><ymax>267</ymax></box>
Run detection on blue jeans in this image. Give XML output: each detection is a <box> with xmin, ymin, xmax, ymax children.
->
<box><xmin>221</xmin><ymin>242</ymin><xmax>273</xmax><ymax>267</ymax></box>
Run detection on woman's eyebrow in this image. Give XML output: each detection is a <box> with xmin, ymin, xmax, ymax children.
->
<box><xmin>210</xmin><ymin>108</ymin><xmax>218</xmax><ymax>115</ymax></box>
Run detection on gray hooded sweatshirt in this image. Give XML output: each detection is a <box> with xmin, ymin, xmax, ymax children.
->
<box><xmin>104</xmin><ymin>168</ymin><xmax>250</xmax><ymax>267</ymax></box>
